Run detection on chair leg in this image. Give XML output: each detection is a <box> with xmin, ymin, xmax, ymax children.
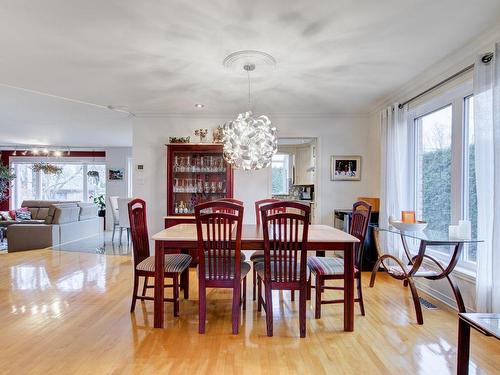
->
<box><xmin>299</xmin><ymin>287</ymin><xmax>306</xmax><ymax>338</ymax></box>
<box><xmin>112</xmin><ymin>224</ymin><xmax>116</xmax><ymax>243</ymax></box>
<box><xmin>264</xmin><ymin>283</ymin><xmax>273</xmax><ymax>337</ymax></box>
<box><xmin>119</xmin><ymin>227</ymin><xmax>123</xmax><ymax>246</ymax></box>
<box><xmin>242</xmin><ymin>276</ymin><xmax>247</xmax><ymax>311</ymax></box>
<box><xmin>291</xmin><ymin>290</ymin><xmax>295</xmax><ymax>301</ymax></box>
<box><xmin>306</xmin><ymin>275</ymin><xmax>311</xmax><ymax>300</ymax></box>
<box><xmin>407</xmin><ymin>277</ymin><xmax>423</xmax><ymax>325</ymax></box>
<box><xmin>173</xmin><ymin>274</ymin><xmax>179</xmax><ymax>317</ymax></box>
<box><xmin>130</xmin><ymin>274</ymin><xmax>139</xmax><ymax>313</ymax></box>
<box><xmin>257</xmin><ymin>275</ymin><xmax>262</xmax><ymax>312</ymax></box>
<box><xmin>232</xmin><ymin>283</ymin><xmax>241</xmax><ymax>335</ymax></box>
<box><xmin>199</xmin><ymin>285</ymin><xmax>206</xmax><ymax>334</ymax></box>
<box><xmin>141</xmin><ymin>276</ymin><xmax>149</xmax><ymax>296</ymax></box>
<box><xmin>127</xmin><ymin>228</ymin><xmax>130</xmax><ymax>244</ymax></box>
<box><xmin>357</xmin><ymin>275</ymin><xmax>365</xmax><ymax>316</ymax></box>
<box><xmin>315</xmin><ymin>273</ymin><xmax>322</xmax><ymax>319</ymax></box>
<box><xmin>182</xmin><ymin>269</ymin><xmax>189</xmax><ymax>299</ymax></box>
<box><xmin>252</xmin><ymin>266</ymin><xmax>257</xmax><ymax>301</ymax></box>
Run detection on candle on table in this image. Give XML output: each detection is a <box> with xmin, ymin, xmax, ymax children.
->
<box><xmin>458</xmin><ymin>220</ymin><xmax>471</xmax><ymax>239</ymax></box>
<box><xmin>401</xmin><ymin>211</ymin><xmax>416</xmax><ymax>223</ymax></box>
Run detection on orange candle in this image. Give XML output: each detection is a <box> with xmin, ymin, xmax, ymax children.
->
<box><xmin>401</xmin><ymin>211</ymin><xmax>416</xmax><ymax>223</ymax></box>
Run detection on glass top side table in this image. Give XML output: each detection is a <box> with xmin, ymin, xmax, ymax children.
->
<box><xmin>457</xmin><ymin>313</ymin><xmax>500</xmax><ymax>375</ymax></box>
<box><xmin>369</xmin><ymin>224</ymin><xmax>482</xmax><ymax>324</ymax></box>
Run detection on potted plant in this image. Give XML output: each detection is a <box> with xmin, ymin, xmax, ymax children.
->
<box><xmin>0</xmin><ymin>163</ymin><xmax>16</xmax><ymax>202</ymax></box>
<box><xmin>91</xmin><ymin>194</ymin><xmax>106</xmax><ymax>217</ymax></box>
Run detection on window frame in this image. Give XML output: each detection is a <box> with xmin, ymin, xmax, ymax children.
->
<box><xmin>407</xmin><ymin>81</ymin><xmax>476</xmax><ymax>272</ymax></box>
<box><xmin>10</xmin><ymin>156</ymin><xmax>106</xmax><ymax>209</ymax></box>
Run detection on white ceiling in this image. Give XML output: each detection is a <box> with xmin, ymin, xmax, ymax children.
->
<box><xmin>0</xmin><ymin>0</ymin><xmax>499</xmax><ymax>146</ymax></box>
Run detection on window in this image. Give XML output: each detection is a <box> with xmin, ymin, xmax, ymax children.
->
<box><xmin>11</xmin><ymin>159</ymin><xmax>106</xmax><ymax>208</ymax></box>
<box><xmin>415</xmin><ymin>105</ymin><xmax>452</xmax><ymax>233</ymax></box>
<box><xmin>409</xmin><ymin>83</ymin><xmax>476</xmax><ymax>269</ymax></box>
<box><xmin>41</xmin><ymin>164</ymin><xmax>84</xmax><ymax>201</ymax></box>
<box><xmin>272</xmin><ymin>154</ymin><xmax>291</xmax><ymax>195</ymax></box>
<box><xmin>87</xmin><ymin>164</ymin><xmax>106</xmax><ymax>200</ymax></box>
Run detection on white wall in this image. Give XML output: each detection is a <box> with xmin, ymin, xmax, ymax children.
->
<box><xmin>132</xmin><ymin>115</ymin><xmax>380</xmax><ymax>235</ymax></box>
<box><xmin>105</xmin><ymin>147</ymin><xmax>132</xmax><ymax>229</ymax></box>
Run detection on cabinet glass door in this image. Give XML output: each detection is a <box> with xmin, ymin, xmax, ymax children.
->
<box><xmin>171</xmin><ymin>151</ymin><xmax>228</xmax><ymax>214</ymax></box>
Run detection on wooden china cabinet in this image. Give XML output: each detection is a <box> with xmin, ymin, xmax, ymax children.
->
<box><xmin>165</xmin><ymin>143</ymin><xmax>234</xmax><ymax>229</ymax></box>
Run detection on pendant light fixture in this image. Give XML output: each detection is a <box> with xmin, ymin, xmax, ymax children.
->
<box><xmin>222</xmin><ymin>51</ymin><xmax>278</xmax><ymax>171</ymax></box>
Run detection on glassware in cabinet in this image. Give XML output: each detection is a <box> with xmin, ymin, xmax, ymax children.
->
<box><xmin>166</xmin><ymin>144</ymin><xmax>234</xmax><ymax>216</ymax></box>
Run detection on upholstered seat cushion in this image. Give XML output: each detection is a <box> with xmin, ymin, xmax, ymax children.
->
<box><xmin>136</xmin><ymin>254</ymin><xmax>192</xmax><ymax>273</ymax></box>
<box><xmin>250</xmin><ymin>250</ymin><xmax>264</xmax><ymax>262</ymax></box>
<box><xmin>250</xmin><ymin>251</ymin><xmax>282</xmax><ymax>262</ymax></box>
<box><xmin>199</xmin><ymin>259</ymin><xmax>251</xmax><ymax>280</ymax></box>
<box><xmin>255</xmin><ymin>261</ymin><xmax>310</xmax><ymax>281</ymax></box>
<box><xmin>307</xmin><ymin>256</ymin><xmax>359</xmax><ymax>276</ymax></box>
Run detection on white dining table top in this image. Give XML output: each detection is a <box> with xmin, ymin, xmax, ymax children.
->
<box><xmin>152</xmin><ymin>223</ymin><xmax>359</xmax><ymax>243</ymax></box>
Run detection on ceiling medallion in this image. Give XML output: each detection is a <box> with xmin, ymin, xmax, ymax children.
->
<box><xmin>223</xmin><ymin>50</ymin><xmax>277</xmax><ymax>75</ymax></box>
<box><xmin>222</xmin><ymin>52</ymin><xmax>278</xmax><ymax>171</ymax></box>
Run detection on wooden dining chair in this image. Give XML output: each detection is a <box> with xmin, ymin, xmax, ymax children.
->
<box><xmin>214</xmin><ymin>198</ymin><xmax>246</xmax><ymax>262</ymax></box>
<box><xmin>256</xmin><ymin>201</ymin><xmax>310</xmax><ymax>338</ymax></box>
<box><xmin>251</xmin><ymin>198</ymin><xmax>285</xmax><ymax>300</ymax></box>
<box><xmin>128</xmin><ymin>198</ymin><xmax>192</xmax><ymax>315</ymax></box>
<box><xmin>307</xmin><ymin>201</ymin><xmax>371</xmax><ymax>319</ymax></box>
<box><xmin>195</xmin><ymin>200</ymin><xmax>250</xmax><ymax>334</ymax></box>
<box><xmin>217</xmin><ymin>198</ymin><xmax>244</xmax><ymax>205</ymax></box>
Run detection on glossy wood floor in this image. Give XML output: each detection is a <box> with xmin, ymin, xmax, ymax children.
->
<box><xmin>1</xmin><ymin>249</ymin><xmax>499</xmax><ymax>375</ymax></box>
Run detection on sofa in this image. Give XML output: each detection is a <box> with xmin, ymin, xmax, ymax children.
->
<box><xmin>4</xmin><ymin>200</ymin><xmax>100</xmax><ymax>252</ymax></box>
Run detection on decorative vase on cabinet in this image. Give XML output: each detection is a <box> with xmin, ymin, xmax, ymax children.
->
<box><xmin>165</xmin><ymin>143</ymin><xmax>234</xmax><ymax>228</ymax></box>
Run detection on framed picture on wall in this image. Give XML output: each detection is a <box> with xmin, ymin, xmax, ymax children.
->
<box><xmin>108</xmin><ymin>168</ymin><xmax>124</xmax><ymax>181</ymax></box>
<box><xmin>330</xmin><ymin>155</ymin><xmax>361</xmax><ymax>181</ymax></box>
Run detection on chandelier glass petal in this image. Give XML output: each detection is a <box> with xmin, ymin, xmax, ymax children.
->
<box><xmin>223</xmin><ymin>111</ymin><xmax>278</xmax><ymax>171</ymax></box>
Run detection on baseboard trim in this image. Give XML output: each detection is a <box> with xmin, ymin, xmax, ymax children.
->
<box><xmin>415</xmin><ymin>280</ymin><xmax>475</xmax><ymax>312</ymax></box>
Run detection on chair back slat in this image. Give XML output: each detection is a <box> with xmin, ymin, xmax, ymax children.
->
<box><xmin>350</xmin><ymin>200</ymin><xmax>372</xmax><ymax>268</ymax></box>
<box><xmin>195</xmin><ymin>201</ymin><xmax>244</xmax><ymax>281</ymax></box>
<box><xmin>255</xmin><ymin>198</ymin><xmax>285</xmax><ymax>225</ymax></box>
<box><xmin>261</xmin><ymin>202</ymin><xmax>310</xmax><ymax>284</ymax></box>
<box><xmin>128</xmin><ymin>198</ymin><xmax>150</xmax><ymax>268</ymax></box>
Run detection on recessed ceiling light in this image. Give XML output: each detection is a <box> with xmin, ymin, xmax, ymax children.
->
<box><xmin>194</xmin><ymin>104</ymin><xmax>205</xmax><ymax>109</ymax></box>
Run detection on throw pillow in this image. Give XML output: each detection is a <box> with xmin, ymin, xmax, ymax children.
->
<box><xmin>9</xmin><ymin>207</ymin><xmax>28</xmax><ymax>220</ymax></box>
<box><xmin>15</xmin><ymin>210</ymin><xmax>32</xmax><ymax>221</ymax></box>
<box><xmin>0</xmin><ymin>211</ymin><xmax>13</xmax><ymax>221</ymax></box>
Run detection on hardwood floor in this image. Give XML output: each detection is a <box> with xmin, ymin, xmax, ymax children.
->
<box><xmin>1</xmin><ymin>249</ymin><xmax>499</xmax><ymax>375</ymax></box>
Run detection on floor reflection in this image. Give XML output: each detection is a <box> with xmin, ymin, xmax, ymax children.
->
<box><xmin>52</xmin><ymin>231</ymin><xmax>132</xmax><ymax>256</ymax></box>
<box><xmin>10</xmin><ymin>265</ymin><xmax>52</xmax><ymax>290</ymax></box>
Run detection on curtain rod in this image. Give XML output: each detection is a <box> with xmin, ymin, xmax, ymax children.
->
<box><xmin>398</xmin><ymin>52</ymin><xmax>494</xmax><ymax>109</ymax></box>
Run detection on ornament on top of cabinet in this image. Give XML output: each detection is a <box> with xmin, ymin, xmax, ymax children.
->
<box><xmin>169</xmin><ymin>136</ymin><xmax>190</xmax><ymax>144</ymax></box>
<box><xmin>194</xmin><ymin>129</ymin><xmax>208</xmax><ymax>143</ymax></box>
<box><xmin>212</xmin><ymin>125</ymin><xmax>224</xmax><ymax>143</ymax></box>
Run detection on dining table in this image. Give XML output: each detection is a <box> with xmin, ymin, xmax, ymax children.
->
<box><xmin>151</xmin><ymin>223</ymin><xmax>360</xmax><ymax>331</ymax></box>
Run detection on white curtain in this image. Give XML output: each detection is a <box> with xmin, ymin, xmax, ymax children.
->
<box><xmin>474</xmin><ymin>43</ymin><xmax>500</xmax><ymax>313</ymax></box>
<box><xmin>379</xmin><ymin>104</ymin><xmax>411</xmax><ymax>258</ymax></box>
